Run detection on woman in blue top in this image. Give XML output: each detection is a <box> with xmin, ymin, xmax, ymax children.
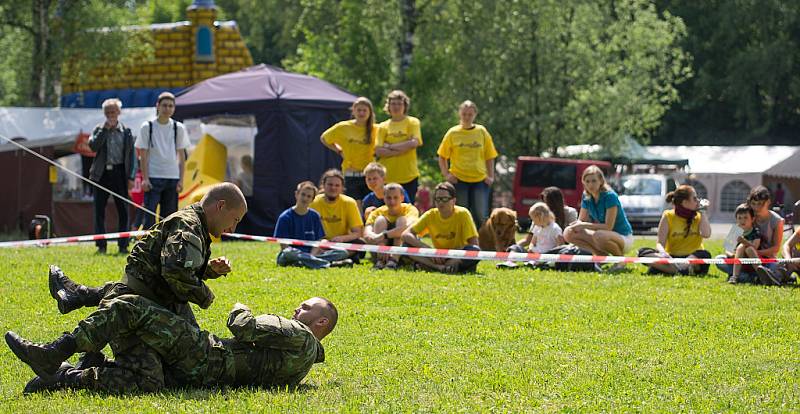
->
<box><xmin>564</xmin><ymin>165</ymin><xmax>634</xmax><ymax>257</ymax></box>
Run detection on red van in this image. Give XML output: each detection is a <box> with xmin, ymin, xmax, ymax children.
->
<box><xmin>513</xmin><ymin>156</ymin><xmax>612</xmax><ymax>228</ymax></box>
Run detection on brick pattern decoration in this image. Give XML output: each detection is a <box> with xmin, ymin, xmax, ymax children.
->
<box><xmin>62</xmin><ymin>18</ymin><xmax>253</xmax><ymax>94</ymax></box>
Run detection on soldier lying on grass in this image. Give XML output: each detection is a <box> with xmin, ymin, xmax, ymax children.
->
<box><xmin>5</xmin><ymin>296</ymin><xmax>336</xmax><ymax>393</ymax></box>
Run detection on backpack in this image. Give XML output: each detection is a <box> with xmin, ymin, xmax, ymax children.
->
<box><xmin>148</xmin><ymin>120</ymin><xmax>178</xmax><ymax>149</ymax></box>
<box><xmin>544</xmin><ymin>244</ymin><xmax>597</xmax><ymax>272</ymax></box>
<box><xmin>149</xmin><ymin>120</ymin><xmax>189</xmax><ymax>159</ymax></box>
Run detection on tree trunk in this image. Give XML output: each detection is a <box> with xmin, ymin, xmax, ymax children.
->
<box><xmin>398</xmin><ymin>0</ymin><xmax>417</xmax><ymax>87</ymax></box>
<box><xmin>30</xmin><ymin>0</ymin><xmax>56</xmax><ymax>106</ymax></box>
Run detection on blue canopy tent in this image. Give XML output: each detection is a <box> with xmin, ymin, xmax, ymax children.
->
<box><xmin>173</xmin><ymin>64</ymin><xmax>356</xmax><ymax>236</ymax></box>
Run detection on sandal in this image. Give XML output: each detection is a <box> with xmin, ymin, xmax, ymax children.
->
<box><xmin>385</xmin><ymin>259</ymin><xmax>399</xmax><ymax>270</ymax></box>
<box><xmin>373</xmin><ymin>260</ymin><xmax>386</xmax><ymax>270</ymax></box>
<box><xmin>442</xmin><ymin>264</ymin><xmax>459</xmax><ymax>274</ymax></box>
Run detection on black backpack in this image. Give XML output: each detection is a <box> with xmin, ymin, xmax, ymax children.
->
<box><xmin>544</xmin><ymin>244</ymin><xmax>597</xmax><ymax>272</ymax></box>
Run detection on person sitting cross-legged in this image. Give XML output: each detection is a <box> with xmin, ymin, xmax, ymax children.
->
<box><xmin>361</xmin><ymin>162</ymin><xmax>411</xmax><ymax>218</ymax></box>
<box><xmin>274</xmin><ymin>181</ymin><xmax>350</xmax><ymax>269</ymax></box>
<box><xmin>310</xmin><ymin>169</ymin><xmax>365</xmax><ymax>263</ymax></box>
<box><xmin>363</xmin><ymin>182</ymin><xmax>419</xmax><ymax>270</ymax></box>
<box><xmin>401</xmin><ymin>182</ymin><xmax>480</xmax><ymax>273</ymax></box>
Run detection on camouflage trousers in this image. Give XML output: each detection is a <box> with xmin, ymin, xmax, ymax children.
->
<box><xmin>72</xmin><ymin>291</ymin><xmax>231</xmax><ymax>392</ymax></box>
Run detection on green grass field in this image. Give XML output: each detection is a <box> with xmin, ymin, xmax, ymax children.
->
<box><xmin>1</xmin><ymin>239</ymin><xmax>798</xmax><ymax>413</ymax></box>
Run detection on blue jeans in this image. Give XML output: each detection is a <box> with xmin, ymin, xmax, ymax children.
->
<box><xmin>143</xmin><ymin>178</ymin><xmax>179</xmax><ymax>229</ymax></box>
<box><xmin>715</xmin><ymin>254</ymin><xmax>776</xmax><ymax>284</ymax></box>
<box><xmin>276</xmin><ymin>247</ymin><xmax>349</xmax><ymax>269</ymax></box>
<box><xmin>455</xmin><ymin>180</ymin><xmax>490</xmax><ymax>227</ymax></box>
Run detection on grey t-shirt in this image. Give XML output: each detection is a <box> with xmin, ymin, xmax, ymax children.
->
<box><xmin>755</xmin><ymin>210</ymin><xmax>783</xmax><ymax>251</ymax></box>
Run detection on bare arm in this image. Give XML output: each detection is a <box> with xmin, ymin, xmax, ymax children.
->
<box><xmin>516</xmin><ymin>232</ymin><xmax>534</xmax><ymax>248</ymax></box>
<box><xmin>466</xmin><ymin>236</ymin><xmax>479</xmax><ymax>246</ymax></box>
<box><xmin>439</xmin><ymin>156</ymin><xmax>456</xmax><ymax>183</ymax></box>
<box><xmin>176</xmin><ymin>147</ymin><xmax>186</xmax><ymax>193</ymax></box>
<box><xmin>402</xmin><ymin>227</ymin><xmax>429</xmax><ymax>247</ymax></box>
<box><xmin>140</xmin><ymin>149</ymin><xmax>151</xmax><ymax>191</ymax></box>
<box><xmin>757</xmin><ymin>218</ymin><xmax>785</xmax><ymax>257</ymax></box>
<box><xmin>698</xmin><ymin>211</ymin><xmax>712</xmax><ymax>238</ymax></box>
<box><xmin>376</xmin><ymin>138</ymin><xmax>419</xmax><ymax>158</ymax></box>
<box><xmin>484</xmin><ymin>158</ymin><xmax>495</xmax><ymax>185</ymax></box>
<box><xmin>782</xmin><ymin>229</ymin><xmax>800</xmax><ymax>258</ymax></box>
<box><xmin>655</xmin><ymin>213</ymin><xmax>670</xmax><ymax>254</ymax></box>
<box><xmin>320</xmin><ymin>136</ymin><xmax>342</xmax><ymax>156</ymax></box>
<box><xmin>331</xmin><ymin>226</ymin><xmax>362</xmax><ymax>243</ymax></box>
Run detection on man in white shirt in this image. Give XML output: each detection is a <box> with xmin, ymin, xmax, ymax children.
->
<box><xmin>135</xmin><ymin>92</ymin><xmax>190</xmax><ymax>228</ymax></box>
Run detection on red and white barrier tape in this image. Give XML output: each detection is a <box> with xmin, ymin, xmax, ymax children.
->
<box><xmin>224</xmin><ymin>233</ymin><xmax>800</xmax><ymax>266</ymax></box>
<box><xmin>0</xmin><ymin>231</ymin><xmax>148</xmax><ymax>249</ymax></box>
<box><xmin>3</xmin><ymin>230</ymin><xmax>799</xmax><ymax>266</ymax></box>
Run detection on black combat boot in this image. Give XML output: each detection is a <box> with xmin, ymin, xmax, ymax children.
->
<box><xmin>23</xmin><ymin>362</ymin><xmax>85</xmax><ymax>394</ymax></box>
<box><xmin>74</xmin><ymin>351</ymin><xmax>107</xmax><ymax>370</ymax></box>
<box><xmin>48</xmin><ymin>265</ymin><xmax>103</xmax><ymax>314</ymax></box>
<box><xmin>4</xmin><ymin>331</ymin><xmax>77</xmax><ymax>379</ymax></box>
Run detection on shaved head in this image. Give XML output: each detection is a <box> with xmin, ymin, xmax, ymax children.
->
<box><xmin>202</xmin><ymin>182</ymin><xmax>247</xmax><ymax>211</ymax></box>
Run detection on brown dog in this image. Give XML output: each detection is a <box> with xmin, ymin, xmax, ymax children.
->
<box><xmin>478</xmin><ymin>207</ymin><xmax>517</xmax><ymax>252</ymax></box>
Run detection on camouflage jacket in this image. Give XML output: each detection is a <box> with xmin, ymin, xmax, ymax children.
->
<box><xmin>221</xmin><ymin>303</ymin><xmax>325</xmax><ymax>387</ymax></box>
<box><xmin>123</xmin><ymin>203</ymin><xmax>216</xmax><ymax>309</ymax></box>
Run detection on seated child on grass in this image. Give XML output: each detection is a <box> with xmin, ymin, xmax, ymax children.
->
<box><xmin>727</xmin><ymin>203</ymin><xmax>761</xmax><ymax>284</ymax></box>
<box><xmin>500</xmin><ymin>202</ymin><xmax>563</xmax><ymax>269</ymax></box>
<box><xmin>274</xmin><ymin>181</ymin><xmax>350</xmax><ymax>269</ymax></box>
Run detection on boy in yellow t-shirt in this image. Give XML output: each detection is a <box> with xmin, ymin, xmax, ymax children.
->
<box><xmin>309</xmin><ymin>169</ymin><xmax>364</xmax><ymax>262</ymax></box>
<box><xmin>363</xmin><ymin>183</ymin><xmax>419</xmax><ymax>269</ymax></box>
<box><xmin>375</xmin><ymin>90</ymin><xmax>422</xmax><ymax>203</ymax></box>
<box><xmin>402</xmin><ymin>182</ymin><xmax>480</xmax><ymax>273</ymax></box>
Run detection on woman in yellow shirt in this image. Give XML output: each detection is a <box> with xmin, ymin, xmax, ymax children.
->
<box><xmin>375</xmin><ymin>90</ymin><xmax>422</xmax><ymax>203</ymax></box>
<box><xmin>640</xmin><ymin>185</ymin><xmax>712</xmax><ymax>275</ymax></box>
<box><xmin>437</xmin><ymin>100</ymin><xmax>498</xmax><ymax>226</ymax></box>
<box><xmin>320</xmin><ymin>97</ymin><xmax>376</xmax><ymax>208</ymax></box>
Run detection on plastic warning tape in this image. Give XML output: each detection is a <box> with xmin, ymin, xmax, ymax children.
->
<box><xmin>0</xmin><ymin>231</ymin><xmax>149</xmax><ymax>249</ymax></box>
<box><xmin>223</xmin><ymin>233</ymin><xmax>800</xmax><ymax>266</ymax></box>
<box><xmin>2</xmin><ymin>230</ymin><xmax>798</xmax><ymax>266</ymax></box>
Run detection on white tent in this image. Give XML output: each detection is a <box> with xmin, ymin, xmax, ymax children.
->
<box><xmin>645</xmin><ymin>146</ymin><xmax>799</xmax><ymax>221</ymax></box>
<box><xmin>0</xmin><ymin>107</ymin><xmax>155</xmax><ymax>153</ymax></box>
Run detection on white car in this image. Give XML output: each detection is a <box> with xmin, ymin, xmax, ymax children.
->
<box><xmin>617</xmin><ymin>174</ymin><xmax>678</xmax><ymax>231</ymax></box>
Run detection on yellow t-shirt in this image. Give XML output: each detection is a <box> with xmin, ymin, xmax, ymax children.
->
<box><xmin>664</xmin><ymin>209</ymin><xmax>704</xmax><ymax>257</ymax></box>
<box><xmin>321</xmin><ymin>120</ymin><xmax>376</xmax><ymax>172</ymax></box>
<box><xmin>309</xmin><ymin>194</ymin><xmax>364</xmax><ymax>239</ymax></box>
<box><xmin>375</xmin><ymin>116</ymin><xmax>422</xmax><ymax>184</ymax></box>
<box><xmin>411</xmin><ymin>206</ymin><xmax>478</xmax><ymax>249</ymax></box>
<box><xmin>437</xmin><ymin>124</ymin><xmax>498</xmax><ymax>183</ymax></box>
<box><xmin>366</xmin><ymin>203</ymin><xmax>420</xmax><ymax>225</ymax></box>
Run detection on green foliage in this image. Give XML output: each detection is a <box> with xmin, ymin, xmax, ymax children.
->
<box><xmin>214</xmin><ymin>0</ymin><xmax>303</xmax><ymax>65</ymax></box>
<box><xmin>655</xmin><ymin>0</ymin><xmax>800</xmax><ymax>144</ymax></box>
<box><xmin>284</xmin><ymin>0</ymin><xmax>689</xmax><ymax>165</ymax></box>
<box><xmin>0</xmin><ymin>0</ymin><xmax>149</xmax><ymax>106</ymax></box>
<box><xmin>1</xmin><ymin>239</ymin><xmax>799</xmax><ymax>411</ymax></box>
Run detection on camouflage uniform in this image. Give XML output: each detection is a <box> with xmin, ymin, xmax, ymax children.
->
<box><xmin>70</xmin><ymin>295</ymin><xmax>324</xmax><ymax>391</ymax></box>
<box><xmin>83</xmin><ymin>203</ymin><xmax>219</xmax><ymax>391</ymax></box>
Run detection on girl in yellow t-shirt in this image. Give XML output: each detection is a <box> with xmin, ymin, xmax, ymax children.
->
<box><xmin>375</xmin><ymin>90</ymin><xmax>422</xmax><ymax>203</ymax></box>
<box><xmin>437</xmin><ymin>100</ymin><xmax>498</xmax><ymax>227</ymax></box>
<box><xmin>640</xmin><ymin>185</ymin><xmax>712</xmax><ymax>275</ymax></box>
<box><xmin>320</xmin><ymin>97</ymin><xmax>376</xmax><ymax>208</ymax></box>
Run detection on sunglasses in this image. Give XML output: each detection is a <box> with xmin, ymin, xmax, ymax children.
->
<box><xmin>434</xmin><ymin>196</ymin><xmax>453</xmax><ymax>203</ymax></box>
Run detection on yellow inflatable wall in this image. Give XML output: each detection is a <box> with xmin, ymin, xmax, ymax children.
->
<box><xmin>179</xmin><ymin>134</ymin><xmax>227</xmax><ymax>209</ymax></box>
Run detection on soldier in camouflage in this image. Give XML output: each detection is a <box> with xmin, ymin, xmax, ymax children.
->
<box><xmin>5</xmin><ymin>296</ymin><xmax>336</xmax><ymax>393</ymax></box>
<box><xmin>29</xmin><ymin>182</ymin><xmax>248</xmax><ymax>392</ymax></box>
